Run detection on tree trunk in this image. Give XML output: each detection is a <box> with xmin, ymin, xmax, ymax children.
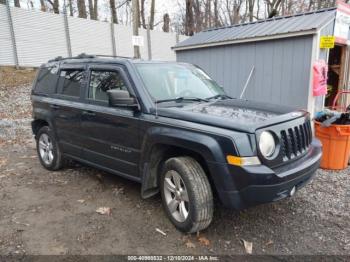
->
<box><xmin>88</xmin><ymin>0</ymin><xmax>98</xmax><ymax>20</ymax></box>
<box><xmin>88</xmin><ymin>0</ymin><xmax>94</xmax><ymax>19</ymax></box>
<box><xmin>185</xmin><ymin>0</ymin><xmax>194</xmax><ymax>36</ymax></box>
<box><xmin>132</xmin><ymin>0</ymin><xmax>140</xmax><ymax>58</ymax></box>
<box><xmin>94</xmin><ymin>0</ymin><xmax>98</xmax><ymax>20</ymax></box>
<box><xmin>77</xmin><ymin>0</ymin><xmax>87</xmax><ymax>18</ymax></box>
<box><xmin>193</xmin><ymin>0</ymin><xmax>202</xmax><ymax>32</ymax></box>
<box><xmin>162</xmin><ymin>13</ymin><xmax>170</xmax><ymax>32</ymax></box>
<box><xmin>68</xmin><ymin>0</ymin><xmax>73</xmax><ymax>16</ymax></box>
<box><xmin>0</xmin><ymin>0</ymin><xmax>6</xmax><ymax>5</ymax></box>
<box><xmin>149</xmin><ymin>0</ymin><xmax>155</xmax><ymax>30</ymax></box>
<box><xmin>53</xmin><ymin>0</ymin><xmax>59</xmax><ymax>14</ymax></box>
<box><xmin>214</xmin><ymin>0</ymin><xmax>220</xmax><ymax>27</ymax></box>
<box><xmin>110</xmin><ymin>0</ymin><xmax>118</xmax><ymax>24</ymax></box>
<box><xmin>140</xmin><ymin>0</ymin><xmax>146</xmax><ymax>29</ymax></box>
<box><xmin>14</xmin><ymin>0</ymin><xmax>20</xmax><ymax>8</ymax></box>
<box><xmin>248</xmin><ymin>0</ymin><xmax>255</xmax><ymax>22</ymax></box>
<box><xmin>40</xmin><ymin>0</ymin><xmax>46</xmax><ymax>11</ymax></box>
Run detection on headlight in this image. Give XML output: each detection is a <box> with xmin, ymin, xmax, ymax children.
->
<box><xmin>259</xmin><ymin>131</ymin><xmax>276</xmax><ymax>158</ymax></box>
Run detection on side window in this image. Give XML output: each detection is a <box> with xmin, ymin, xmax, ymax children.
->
<box><xmin>58</xmin><ymin>69</ymin><xmax>84</xmax><ymax>97</ymax></box>
<box><xmin>34</xmin><ymin>65</ymin><xmax>59</xmax><ymax>94</ymax></box>
<box><xmin>88</xmin><ymin>70</ymin><xmax>128</xmax><ymax>102</ymax></box>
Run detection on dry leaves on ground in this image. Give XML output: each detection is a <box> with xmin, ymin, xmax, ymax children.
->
<box><xmin>96</xmin><ymin>207</ymin><xmax>111</xmax><ymax>215</ymax></box>
<box><xmin>242</xmin><ymin>239</ymin><xmax>253</xmax><ymax>254</ymax></box>
<box><xmin>0</xmin><ymin>158</ymin><xmax>8</xmax><ymax>169</ymax></box>
<box><xmin>185</xmin><ymin>240</ymin><xmax>196</xmax><ymax>248</ymax></box>
<box><xmin>197</xmin><ymin>236</ymin><xmax>210</xmax><ymax>246</ymax></box>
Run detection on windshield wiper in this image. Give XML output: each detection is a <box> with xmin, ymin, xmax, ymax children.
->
<box><xmin>206</xmin><ymin>94</ymin><xmax>232</xmax><ymax>100</ymax></box>
<box><xmin>155</xmin><ymin>97</ymin><xmax>209</xmax><ymax>104</ymax></box>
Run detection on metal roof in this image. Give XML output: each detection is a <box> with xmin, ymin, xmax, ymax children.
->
<box><xmin>174</xmin><ymin>8</ymin><xmax>336</xmax><ymax>51</ymax></box>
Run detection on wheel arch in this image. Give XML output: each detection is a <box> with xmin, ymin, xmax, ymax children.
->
<box><xmin>31</xmin><ymin>119</ymin><xmax>51</xmax><ymax>138</ymax></box>
<box><xmin>140</xmin><ymin>128</ymin><xmax>225</xmax><ymax>199</ymax></box>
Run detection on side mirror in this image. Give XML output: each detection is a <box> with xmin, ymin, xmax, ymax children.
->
<box><xmin>107</xmin><ymin>89</ymin><xmax>138</xmax><ymax>109</ymax></box>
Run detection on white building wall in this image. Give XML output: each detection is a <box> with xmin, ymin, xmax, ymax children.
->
<box><xmin>10</xmin><ymin>7</ymin><xmax>68</xmax><ymax>67</ymax></box>
<box><xmin>0</xmin><ymin>5</ymin><xmax>187</xmax><ymax>67</ymax></box>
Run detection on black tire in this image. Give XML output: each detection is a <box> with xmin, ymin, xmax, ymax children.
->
<box><xmin>160</xmin><ymin>156</ymin><xmax>214</xmax><ymax>233</ymax></box>
<box><xmin>36</xmin><ymin>126</ymin><xmax>65</xmax><ymax>171</ymax></box>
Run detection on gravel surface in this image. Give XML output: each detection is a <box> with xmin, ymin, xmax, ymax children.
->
<box><xmin>0</xmin><ymin>81</ymin><xmax>349</xmax><ymax>256</ymax></box>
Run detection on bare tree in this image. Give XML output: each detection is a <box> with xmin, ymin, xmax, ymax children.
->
<box><xmin>140</xmin><ymin>0</ymin><xmax>146</xmax><ymax>28</ymax></box>
<box><xmin>47</xmin><ymin>0</ymin><xmax>59</xmax><ymax>14</ymax></box>
<box><xmin>88</xmin><ymin>0</ymin><xmax>98</xmax><ymax>20</ymax></box>
<box><xmin>149</xmin><ymin>0</ymin><xmax>155</xmax><ymax>29</ymax></box>
<box><xmin>110</xmin><ymin>0</ymin><xmax>118</xmax><ymax>23</ymax></box>
<box><xmin>265</xmin><ymin>0</ymin><xmax>282</xmax><ymax>18</ymax></box>
<box><xmin>213</xmin><ymin>0</ymin><xmax>220</xmax><ymax>27</ymax></box>
<box><xmin>226</xmin><ymin>0</ymin><xmax>243</xmax><ymax>25</ymax></box>
<box><xmin>68</xmin><ymin>0</ymin><xmax>73</xmax><ymax>16</ymax></box>
<box><xmin>77</xmin><ymin>0</ymin><xmax>87</xmax><ymax>18</ymax></box>
<box><xmin>193</xmin><ymin>0</ymin><xmax>202</xmax><ymax>32</ymax></box>
<box><xmin>40</xmin><ymin>0</ymin><xmax>46</xmax><ymax>11</ymax></box>
<box><xmin>14</xmin><ymin>0</ymin><xmax>20</xmax><ymax>8</ymax></box>
<box><xmin>162</xmin><ymin>13</ymin><xmax>170</xmax><ymax>32</ymax></box>
<box><xmin>185</xmin><ymin>0</ymin><xmax>194</xmax><ymax>35</ymax></box>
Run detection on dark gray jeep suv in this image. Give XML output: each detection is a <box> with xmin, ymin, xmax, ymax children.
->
<box><xmin>31</xmin><ymin>54</ymin><xmax>322</xmax><ymax>233</ymax></box>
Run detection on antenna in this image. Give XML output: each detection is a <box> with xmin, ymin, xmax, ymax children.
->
<box><xmin>240</xmin><ymin>66</ymin><xmax>255</xmax><ymax>99</ymax></box>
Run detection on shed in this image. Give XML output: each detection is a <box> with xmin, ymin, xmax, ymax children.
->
<box><xmin>174</xmin><ymin>3</ymin><xmax>350</xmax><ymax>116</ymax></box>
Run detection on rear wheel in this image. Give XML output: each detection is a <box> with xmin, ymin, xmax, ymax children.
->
<box><xmin>160</xmin><ymin>156</ymin><xmax>213</xmax><ymax>233</ymax></box>
<box><xmin>36</xmin><ymin>126</ymin><xmax>65</xmax><ymax>171</ymax></box>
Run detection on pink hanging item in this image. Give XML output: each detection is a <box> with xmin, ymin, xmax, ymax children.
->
<box><xmin>313</xmin><ymin>59</ymin><xmax>328</xmax><ymax>96</ymax></box>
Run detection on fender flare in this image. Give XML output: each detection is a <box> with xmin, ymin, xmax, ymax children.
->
<box><xmin>140</xmin><ymin>126</ymin><xmax>230</xmax><ymax>198</ymax></box>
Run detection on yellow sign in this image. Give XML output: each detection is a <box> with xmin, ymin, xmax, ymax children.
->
<box><xmin>320</xmin><ymin>36</ymin><xmax>335</xmax><ymax>49</ymax></box>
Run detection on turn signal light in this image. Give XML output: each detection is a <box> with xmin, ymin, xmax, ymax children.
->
<box><xmin>226</xmin><ymin>155</ymin><xmax>261</xmax><ymax>166</ymax></box>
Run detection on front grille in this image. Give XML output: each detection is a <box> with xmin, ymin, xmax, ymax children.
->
<box><xmin>280</xmin><ymin>120</ymin><xmax>312</xmax><ymax>161</ymax></box>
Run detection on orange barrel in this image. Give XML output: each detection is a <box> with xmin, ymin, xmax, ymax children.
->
<box><xmin>315</xmin><ymin>121</ymin><xmax>350</xmax><ymax>170</ymax></box>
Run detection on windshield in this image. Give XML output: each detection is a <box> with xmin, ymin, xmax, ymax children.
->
<box><xmin>135</xmin><ymin>63</ymin><xmax>225</xmax><ymax>102</ymax></box>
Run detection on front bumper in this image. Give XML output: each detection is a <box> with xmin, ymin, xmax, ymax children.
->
<box><xmin>210</xmin><ymin>139</ymin><xmax>322</xmax><ymax>209</ymax></box>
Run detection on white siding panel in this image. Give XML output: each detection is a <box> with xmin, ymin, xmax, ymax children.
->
<box><xmin>150</xmin><ymin>30</ymin><xmax>177</xmax><ymax>61</ymax></box>
<box><xmin>114</xmin><ymin>24</ymin><xmax>133</xmax><ymax>58</ymax></box>
<box><xmin>69</xmin><ymin>16</ymin><xmax>112</xmax><ymax>56</ymax></box>
<box><xmin>0</xmin><ymin>5</ymin><xmax>14</xmax><ymax>66</ymax></box>
<box><xmin>0</xmin><ymin>6</ymin><xmax>186</xmax><ymax>66</ymax></box>
<box><xmin>139</xmin><ymin>28</ymin><xmax>148</xmax><ymax>59</ymax></box>
<box><xmin>11</xmin><ymin>7</ymin><xmax>67</xmax><ymax>67</ymax></box>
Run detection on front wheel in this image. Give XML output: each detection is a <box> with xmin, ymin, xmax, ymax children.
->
<box><xmin>160</xmin><ymin>157</ymin><xmax>214</xmax><ymax>233</ymax></box>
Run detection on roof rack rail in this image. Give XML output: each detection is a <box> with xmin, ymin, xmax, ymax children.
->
<box><xmin>95</xmin><ymin>54</ymin><xmax>134</xmax><ymax>59</ymax></box>
<box><xmin>48</xmin><ymin>53</ymin><xmax>97</xmax><ymax>62</ymax></box>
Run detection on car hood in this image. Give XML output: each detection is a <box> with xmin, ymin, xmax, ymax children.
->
<box><xmin>155</xmin><ymin>99</ymin><xmax>308</xmax><ymax>133</ymax></box>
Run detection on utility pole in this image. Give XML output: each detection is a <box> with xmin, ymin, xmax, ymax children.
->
<box><xmin>147</xmin><ymin>17</ymin><xmax>152</xmax><ymax>60</ymax></box>
<box><xmin>132</xmin><ymin>0</ymin><xmax>140</xmax><ymax>59</ymax></box>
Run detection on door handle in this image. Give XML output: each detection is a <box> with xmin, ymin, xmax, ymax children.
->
<box><xmin>50</xmin><ymin>104</ymin><xmax>60</xmax><ymax>109</ymax></box>
<box><xmin>82</xmin><ymin>110</ymin><xmax>96</xmax><ymax>116</ymax></box>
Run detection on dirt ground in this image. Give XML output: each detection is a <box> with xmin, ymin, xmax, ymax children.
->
<box><xmin>0</xmin><ymin>68</ymin><xmax>349</xmax><ymax>256</ymax></box>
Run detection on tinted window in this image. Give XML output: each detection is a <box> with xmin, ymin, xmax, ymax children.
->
<box><xmin>34</xmin><ymin>65</ymin><xmax>59</xmax><ymax>94</ymax></box>
<box><xmin>58</xmin><ymin>70</ymin><xmax>84</xmax><ymax>97</ymax></box>
<box><xmin>88</xmin><ymin>70</ymin><xmax>128</xmax><ymax>102</ymax></box>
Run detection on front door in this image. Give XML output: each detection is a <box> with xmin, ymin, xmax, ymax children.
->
<box><xmin>53</xmin><ymin>65</ymin><xmax>86</xmax><ymax>156</ymax></box>
<box><xmin>80</xmin><ymin>65</ymin><xmax>141</xmax><ymax>180</ymax></box>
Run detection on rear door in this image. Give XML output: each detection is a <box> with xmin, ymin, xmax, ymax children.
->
<box><xmin>53</xmin><ymin>64</ymin><xmax>87</xmax><ymax>156</ymax></box>
<box><xmin>80</xmin><ymin>64</ymin><xmax>141</xmax><ymax>180</ymax></box>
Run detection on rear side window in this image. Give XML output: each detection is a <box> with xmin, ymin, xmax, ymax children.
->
<box><xmin>57</xmin><ymin>69</ymin><xmax>84</xmax><ymax>97</ymax></box>
<box><xmin>88</xmin><ymin>70</ymin><xmax>128</xmax><ymax>102</ymax></box>
<box><xmin>34</xmin><ymin>66</ymin><xmax>59</xmax><ymax>94</ymax></box>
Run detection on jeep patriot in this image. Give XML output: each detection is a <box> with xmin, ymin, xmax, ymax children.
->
<box><xmin>31</xmin><ymin>54</ymin><xmax>322</xmax><ymax>233</ymax></box>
